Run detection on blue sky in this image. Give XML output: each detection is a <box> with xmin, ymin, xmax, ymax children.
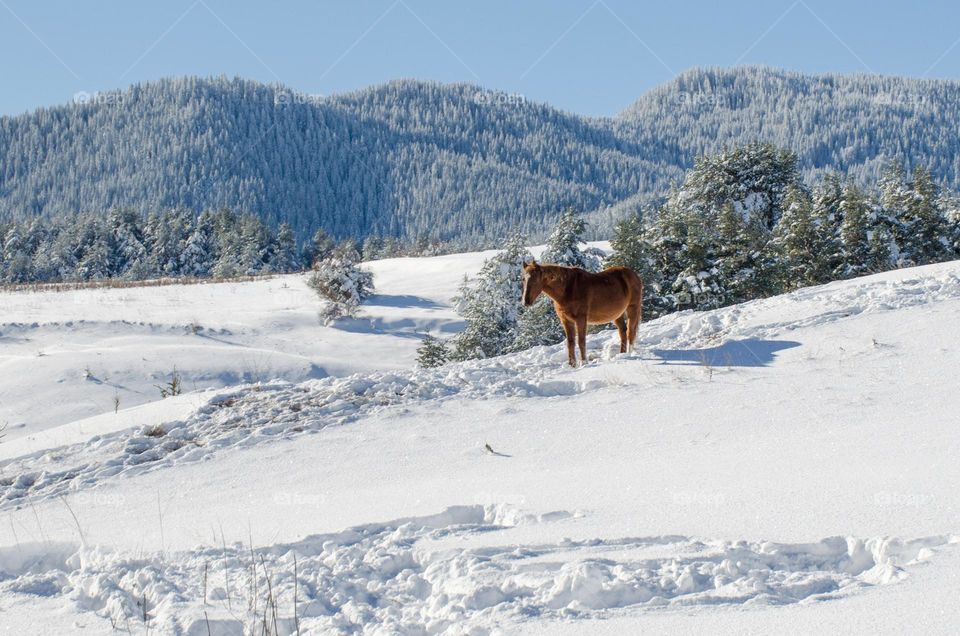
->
<box><xmin>2</xmin><ymin>0</ymin><xmax>959</xmax><ymax>117</ymax></box>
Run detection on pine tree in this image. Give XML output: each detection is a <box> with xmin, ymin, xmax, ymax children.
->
<box><xmin>308</xmin><ymin>242</ymin><xmax>375</xmax><ymax>325</ymax></box>
<box><xmin>540</xmin><ymin>209</ymin><xmax>601</xmax><ymax>271</ymax></box>
<box><xmin>212</xmin><ymin>210</ymin><xmax>242</xmax><ymax>278</ymax></box>
<box><xmin>810</xmin><ymin>174</ymin><xmax>844</xmax><ymax>279</ymax></box>
<box><xmin>644</xmin><ymin>201</ymin><xmax>688</xmax><ymax>316</ymax></box>
<box><xmin>899</xmin><ymin>166</ymin><xmax>951</xmax><ymax>264</ymax></box>
<box><xmin>670</xmin><ymin>208</ymin><xmax>724</xmax><ymax>310</ymax></box>
<box><xmin>271</xmin><ymin>222</ymin><xmax>301</xmax><ymax>273</ymax></box>
<box><xmin>770</xmin><ymin>184</ymin><xmax>824</xmax><ymax>290</ymax></box>
<box><xmin>450</xmin><ymin>232</ymin><xmax>531</xmax><ymax>360</ymax></box>
<box><xmin>606</xmin><ymin>212</ymin><xmax>648</xmax><ymax>273</ymax></box>
<box><xmin>837</xmin><ymin>183</ymin><xmax>891</xmax><ymax>277</ymax></box>
<box><xmin>416</xmin><ymin>334</ymin><xmax>449</xmax><ymax>368</ymax></box>
<box><xmin>180</xmin><ymin>210</ymin><xmax>217</xmax><ymax>277</ymax></box>
<box><xmin>109</xmin><ymin>208</ymin><xmax>150</xmax><ymax>279</ymax></box>
<box><xmin>715</xmin><ymin>201</ymin><xmax>772</xmax><ymax>304</ymax></box>
<box><xmin>237</xmin><ymin>214</ymin><xmax>273</xmax><ymax>275</ymax></box>
<box><xmin>305</xmin><ymin>228</ymin><xmax>335</xmax><ymax>267</ymax></box>
<box><xmin>1</xmin><ymin>224</ymin><xmax>32</xmax><ymax>283</ymax></box>
<box><xmin>362</xmin><ymin>236</ymin><xmax>383</xmax><ymax>261</ymax></box>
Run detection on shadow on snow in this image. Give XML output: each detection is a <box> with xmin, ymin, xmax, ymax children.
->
<box><xmin>648</xmin><ymin>338</ymin><xmax>800</xmax><ymax>367</ymax></box>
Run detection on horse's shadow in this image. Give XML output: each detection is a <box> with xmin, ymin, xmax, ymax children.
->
<box><xmin>647</xmin><ymin>338</ymin><xmax>800</xmax><ymax>367</ymax></box>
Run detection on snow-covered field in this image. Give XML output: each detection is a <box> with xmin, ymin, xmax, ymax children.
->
<box><xmin>1</xmin><ymin>247</ymin><xmax>959</xmax><ymax>634</ymax></box>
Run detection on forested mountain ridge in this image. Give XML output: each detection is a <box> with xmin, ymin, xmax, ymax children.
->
<box><xmin>2</xmin><ymin>67</ymin><xmax>960</xmax><ymax>242</ymax></box>
<box><xmin>616</xmin><ymin>66</ymin><xmax>960</xmax><ymax>183</ymax></box>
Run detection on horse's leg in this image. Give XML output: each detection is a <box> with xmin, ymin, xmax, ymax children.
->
<box><xmin>626</xmin><ymin>302</ymin><xmax>641</xmax><ymax>353</ymax></box>
<box><xmin>576</xmin><ymin>316</ymin><xmax>588</xmax><ymax>365</ymax></box>
<box><xmin>561</xmin><ymin>317</ymin><xmax>577</xmax><ymax>367</ymax></box>
<box><xmin>615</xmin><ymin>314</ymin><xmax>627</xmax><ymax>353</ymax></box>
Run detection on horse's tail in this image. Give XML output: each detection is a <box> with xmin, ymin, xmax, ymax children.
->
<box><xmin>632</xmin><ymin>268</ymin><xmax>644</xmax><ymax>323</ymax></box>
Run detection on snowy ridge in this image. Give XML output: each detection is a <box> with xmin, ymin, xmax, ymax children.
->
<box><xmin>1</xmin><ymin>504</ymin><xmax>954</xmax><ymax>634</ymax></box>
<box><xmin>3</xmin><ymin>262</ymin><xmax>960</xmax><ymax>508</ymax></box>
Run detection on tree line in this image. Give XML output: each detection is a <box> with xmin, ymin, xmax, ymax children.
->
<box><xmin>421</xmin><ymin>143</ymin><xmax>960</xmax><ymax>366</ymax></box>
<box><xmin>0</xmin><ymin>208</ymin><xmax>473</xmax><ymax>285</ymax></box>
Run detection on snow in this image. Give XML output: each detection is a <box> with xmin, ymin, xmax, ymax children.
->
<box><xmin>1</xmin><ymin>247</ymin><xmax>959</xmax><ymax>634</ymax></box>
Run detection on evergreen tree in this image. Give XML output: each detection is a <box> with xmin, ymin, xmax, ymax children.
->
<box><xmin>899</xmin><ymin>166</ymin><xmax>951</xmax><ymax>264</ymax></box>
<box><xmin>237</xmin><ymin>214</ymin><xmax>273</xmax><ymax>275</ymax></box>
<box><xmin>770</xmin><ymin>184</ymin><xmax>830</xmax><ymax>290</ymax></box>
<box><xmin>212</xmin><ymin>209</ymin><xmax>243</xmax><ymax>278</ymax></box>
<box><xmin>606</xmin><ymin>209</ymin><xmax>670</xmax><ymax>317</ymax></box>
<box><xmin>271</xmin><ymin>222</ymin><xmax>301</xmax><ymax>273</ymax></box>
<box><xmin>362</xmin><ymin>235</ymin><xmax>384</xmax><ymax>261</ymax></box>
<box><xmin>644</xmin><ymin>201</ymin><xmax>689</xmax><ymax>316</ymax></box>
<box><xmin>305</xmin><ymin>228</ymin><xmax>335</xmax><ymax>267</ymax></box>
<box><xmin>837</xmin><ymin>183</ymin><xmax>891</xmax><ymax>277</ymax></box>
<box><xmin>180</xmin><ymin>210</ymin><xmax>217</xmax><ymax>277</ymax></box>
<box><xmin>1</xmin><ymin>224</ymin><xmax>32</xmax><ymax>283</ymax></box>
<box><xmin>109</xmin><ymin>208</ymin><xmax>150</xmax><ymax>279</ymax></box>
<box><xmin>669</xmin><ymin>208</ymin><xmax>724</xmax><ymax>310</ymax></box>
<box><xmin>416</xmin><ymin>334</ymin><xmax>449</xmax><ymax>368</ymax></box>
<box><xmin>308</xmin><ymin>243</ymin><xmax>375</xmax><ymax>325</ymax></box>
<box><xmin>810</xmin><ymin>174</ymin><xmax>844</xmax><ymax>279</ymax></box>
<box><xmin>540</xmin><ymin>209</ymin><xmax>601</xmax><ymax>271</ymax></box>
<box><xmin>450</xmin><ymin>233</ymin><xmax>531</xmax><ymax>360</ymax></box>
<box><xmin>714</xmin><ymin>202</ymin><xmax>776</xmax><ymax>304</ymax></box>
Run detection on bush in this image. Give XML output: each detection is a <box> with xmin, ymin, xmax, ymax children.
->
<box><xmin>308</xmin><ymin>246</ymin><xmax>374</xmax><ymax>325</ymax></box>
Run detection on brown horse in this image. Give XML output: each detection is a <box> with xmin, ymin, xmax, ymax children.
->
<box><xmin>522</xmin><ymin>261</ymin><xmax>643</xmax><ymax>367</ymax></box>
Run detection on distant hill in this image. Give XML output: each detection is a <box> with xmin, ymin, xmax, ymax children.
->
<box><xmin>2</xmin><ymin>67</ymin><xmax>960</xmax><ymax>242</ymax></box>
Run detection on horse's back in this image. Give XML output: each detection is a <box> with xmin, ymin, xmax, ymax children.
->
<box><xmin>593</xmin><ymin>266</ymin><xmax>642</xmax><ymax>297</ymax></box>
<box><xmin>576</xmin><ymin>266</ymin><xmax>642</xmax><ymax>323</ymax></box>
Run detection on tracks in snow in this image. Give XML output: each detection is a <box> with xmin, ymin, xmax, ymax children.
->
<box><xmin>0</xmin><ymin>504</ymin><xmax>953</xmax><ymax>634</ymax></box>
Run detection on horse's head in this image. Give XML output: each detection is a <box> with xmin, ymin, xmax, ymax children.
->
<box><xmin>521</xmin><ymin>260</ymin><xmax>543</xmax><ymax>306</ymax></box>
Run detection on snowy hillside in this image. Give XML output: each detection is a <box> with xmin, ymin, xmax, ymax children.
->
<box><xmin>1</xmin><ymin>252</ymin><xmax>959</xmax><ymax>634</ymax></box>
<box><xmin>0</xmin><ymin>249</ymin><xmax>500</xmax><ymax>440</ymax></box>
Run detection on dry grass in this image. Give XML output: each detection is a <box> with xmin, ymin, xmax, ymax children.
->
<box><xmin>0</xmin><ymin>272</ymin><xmax>301</xmax><ymax>295</ymax></box>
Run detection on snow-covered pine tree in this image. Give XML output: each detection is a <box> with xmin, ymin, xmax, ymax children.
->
<box><xmin>810</xmin><ymin>174</ymin><xmax>844</xmax><ymax>279</ymax></box>
<box><xmin>644</xmin><ymin>200</ymin><xmax>689</xmax><ymax>315</ymax></box>
<box><xmin>837</xmin><ymin>183</ymin><xmax>892</xmax><ymax>277</ymax></box>
<box><xmin>1</xmin><ymin>223</ymin><xmax>32</xmax><ymax>283</ymax></box>
<box><xmin>450</xmin><ymin>233</ymin><xmax>531</xmax><ymax>361</ymax></box>
<box><xmin>540</xmin><ymin>209</ymin><xmax>602</xmax><ymax>272</ymax></box>
<box><xmin>770</xmin><ymin>184</ymin><xmax>826</xmax><ymax>291</ymax></box>
<box><xmin>416</xmin><ymin>333</ymin><xmax>449</xmax><ymax>368</ymax></box>
<box><xmin>713</xmin><ymin>201</ymin><xmax>778</xmax><ymax>304</ymax></box>
<box><xmin>212</xmin><ymin>209</ymin><xmax>243</xmax><ymax>278</ymax></box>
<box><xmin>681</xmin><ymin>142</ymin><xmax>801</xmax><ymax>229</ymax></box>
<box><xmin>109</xmin><ymin>208</ymin><xmax>150</xmax><ymax>279</ymax></box>
<box><xmin>308</xmin><ymin>241</ymin><xmax>375</xmax><ymax>325</ymax></box>
<box><xmin>237</xmin><ymin>214</ymin><xmax>273</xmax><ymax>275</ymax></box>
<box><xmin>74</xmin><ymin>218</ymin><xmax>115</xmax><ymax>281</ymax></box>
<box><xmin>180</xmin><ymin>210</ymin><xmax>217</xmax><ymax>277</ymax></box>
<box><xmin>899</xmin><ymin>166</ymin><xmax>952</xmax><ymax>264</ymax></box>
<box><xmin>271</xmin><ymin>222</ymin><xmax>301</xmax><ymax>273</ymax></box>
<box><xmin>362</xmin><ymin>236</ymin><xmax>384</xmax><ymax>261</ymax></box>
<box><xmin>669</xmin><ymin>207</ymin><xmax>724</xmax><ymax>310</ymax></box>
<box><xmin>941</xmin><ymin>191</ymin><xmax>960</xmax><ymax>255</ymax></box>
<box><xmin>305</xmin><ymin>228</ymin><xmax>335</xmax><ymax>267</ymax></box>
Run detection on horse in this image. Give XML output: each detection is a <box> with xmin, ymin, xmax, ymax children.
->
<box><xmin>521</xmin><ymin>260</ymin><xmax>643</xmax><ymax>367</ymax></box>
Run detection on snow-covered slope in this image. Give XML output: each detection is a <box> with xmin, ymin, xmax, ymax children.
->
<box><xmin>0</xmin><ymin>249</ymin><xmax>500</xmax><ymax>440</ymax></box>
<box><xmin>1</xmin><ymin>253</ymin><xmax>959</xmax><ymax>634</ymax></box>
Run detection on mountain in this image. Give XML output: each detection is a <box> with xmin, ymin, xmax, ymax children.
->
<box><xmin>615</xmin><ymin>66</ymin><xmax>960</xmax><ymax>184</ymax></box>
<box><xmin>2</xmin><ymin>67</ymin><xmax>960</xmax><ymax>242</ymax></box>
